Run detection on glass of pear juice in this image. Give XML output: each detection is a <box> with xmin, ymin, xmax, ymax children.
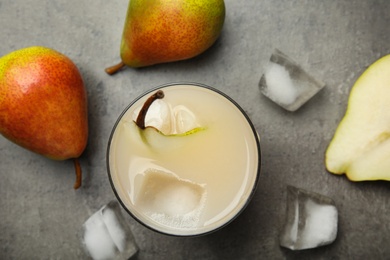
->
<box><xmin>107</xmin><ymin>83</ymin><xmax>261</xmax><ymax>236</ymax></box>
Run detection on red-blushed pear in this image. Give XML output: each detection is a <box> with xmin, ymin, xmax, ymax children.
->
<box><xmin>325</xmin><ymin>54</ymin><xmax>390</xmax><ymax>181</ymax></box>
<box><xmin>105</xmin><ymin>0</ymin><xmax>226</xmax><ymax>74</ymax></box>
<box><xmin>0</xmin><ymin>46</ymin><xmax>88</xmax><ymax>189</ymax></box>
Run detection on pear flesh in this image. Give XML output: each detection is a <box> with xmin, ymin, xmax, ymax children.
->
<box><xmin>325</xmin><ymin>54</ymin><xmax>390</xmax><ymax>181</ymax></box>
<box><xmin>124</xmin><ymin>90</ymin><xmax>205</xmax><ymax>152</ymax></box>
<box><xmin>132</xmin><ymin>99</ymin><xmax>202</xmax><ymax>135</ymax></box>
<box><xmin>128</xmin><ymin>97</ymin><xmax>204</xmax><ymax>151</ymax></box>
<box><xmin>124</xmin><ymin>120</ymin><xmax>204</xmax><ymax>152</ymax></box>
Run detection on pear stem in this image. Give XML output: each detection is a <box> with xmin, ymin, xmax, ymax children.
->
<box><xmin>105</xmin><ymin>61</ymin><xmax>126</xmax><ymax>75</ymax></box>
<box><xmin>135</xmin><ymin>90</ymin><xmax>165</xmax><ymax>129</ymax></box>
<box><xmin>73</xmin><ymin>158</ymin><xmax>82</xmax><ymax>189</ymax></box>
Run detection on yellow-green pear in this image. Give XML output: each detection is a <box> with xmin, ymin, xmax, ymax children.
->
<box><xmin>105</xmin><ymin>0</ymin><xmax>226</xmax><ymax>74</ymax></box>
<box><xmin>0</xmin><ymin>46</ymin><xmax>88</xmax><ymax>189</ymax></box>
<box><xmin>325</xmin><ymin>54</ymin><xmax>390</xmax><ymax>181</ymax></box>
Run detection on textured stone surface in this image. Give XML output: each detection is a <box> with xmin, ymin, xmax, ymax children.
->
<box><xmin>1</xmin><ymin>0</ymin><xmax>390</xmax><ymax>259</ymax></box>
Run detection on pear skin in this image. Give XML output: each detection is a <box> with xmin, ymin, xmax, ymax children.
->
<box><xmin>325</xmin><ymin>54</ymin><xmax>390</xmax><ymax>181</ymax></box>
<box><xmin>126</xmin><ymin>90</ymin><xmax>205</xmax><ymax>152</ymax></box>
<box><xmin>106</xmin><ymin>0</ymin><xmax>225</xmax><ymax>74</ymax></box>
<box><xmin>124</xmin><ymin>120</ymin><xmax>205</xmax><ymax>152</ymax></box>
<box><xmin>0</xmin><ymin>46</ymin><xmax>88</xmax><ymax>188</ymax></box>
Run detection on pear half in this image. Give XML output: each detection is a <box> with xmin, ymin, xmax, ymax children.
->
<box><xmin>325</xmin><ymin>54</ymin><xmax>390</xmax><ymax>181</ymax></box>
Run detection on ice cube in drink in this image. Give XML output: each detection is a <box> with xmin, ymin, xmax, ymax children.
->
<box><xmin>135</xmin><ymin>169</ymin><xmax>207</xmax><ymax>229</ymax></box>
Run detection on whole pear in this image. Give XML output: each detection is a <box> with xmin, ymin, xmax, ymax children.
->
<box><xmin>106</xmin><ymin>0</ymin><xmax>226</xmax><ymax>74</ymax></box>
<box><xmin>0</xmin><ymin>46</ymin><xmax>88</xmax><ymax>189</ymax></box>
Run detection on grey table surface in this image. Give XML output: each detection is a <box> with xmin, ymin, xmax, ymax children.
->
<box><xmin>1</xmin><ymin>0</ymin><xmax>390</xmax><ymax>259</ymax></box>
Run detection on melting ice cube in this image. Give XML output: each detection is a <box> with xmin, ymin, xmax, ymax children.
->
<box><xmin>136</xmin><ymin>169</ymin><xmax>207</xmax><ymax>229</ymax></box>
<box><xmin>259</xmin><ymin>49</ymin><xmax>326</xmax><ymax>111</ymax></box>
<box><xmin>82</xmin><ymin>201</ymin><xmax>138</xmax><ymax>260</ymax></box>
<box><xmin>280</xmin><ymin>186</ymin><xmax>338</xmax><ymax>250</ymax></box>
<box><xmin>173</xmin><ymin>105</ymin><xmax>200</xmax><ymax>134</ymax></box>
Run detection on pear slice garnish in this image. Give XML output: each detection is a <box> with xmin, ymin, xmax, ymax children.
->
<box><xmin>126</xmin><ymin>122</ymin><xmax>204</xmax><ymax>151</ymax></box>
<box><xmin>128</xmin><ymin>90</ymin><xmax>205</xmax><ymax>151</ymax></box>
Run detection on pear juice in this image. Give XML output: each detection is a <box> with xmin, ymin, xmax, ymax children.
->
<box><xmin>108</xmin><ymin>83</ymin><xmax>260</xmax><ymax>236</ymax></box>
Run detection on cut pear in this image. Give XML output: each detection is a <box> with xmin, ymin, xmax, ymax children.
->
<box><xmin>347</xmin><ymin>138</ymin><xmax>390</xmax><ymax>181</ymax></box>
<box><xmin>128</xmin><ymin>90</ymin><xmax>205</xmax><ymax>153</ymax></box>
<box><xmin>133</xmin><ymin>99</ymin><xmax>201</xmax><ymax>136</ymax></box>
<box><xmin>325</xmin><ymin>54</ymin><xmax>390</xmax><ymax>181</ymax></box>
<box><xmin>124</xmin><ymin>120</ymin><xmax>204</xmax><ymax>152</ymax></box>
<box><xmin>133</xmin><ymin>99</ymin><xmax>173</xmax><ymax>135</ymax></box>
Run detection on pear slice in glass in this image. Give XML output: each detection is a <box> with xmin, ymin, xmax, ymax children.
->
<box><xmin>133</xmin><ymin>99</ymin><xmax>174</xmax><ymax>136</ymax></box>
<box><xmin>125</xmin><ymin>90</ymin><xmax>205</xmax><ymax>152</ymax></box>
<box><xmin>124</xmin><ymin>120</ymin><xmax>205</xmax><ymax>152</ymax></box>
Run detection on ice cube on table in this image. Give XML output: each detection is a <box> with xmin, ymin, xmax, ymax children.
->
<box><xmin>280</xmin><ymin>186</ymin><xmax>338</xmax><ymax>250</ymax></box>
<box><xmin>259</xmin><ymin>49</ymin><xmax>326</xmax><ymax>111</ymax></box>
<box><xmin>136</xmin><ymin>169</ymin><xmax>207</xmax><ymax>229</ymax></box>
<box><xmin>82</xmin><ymin>201</ymin><xmax>138</xmax><ymax>260</ymax></box>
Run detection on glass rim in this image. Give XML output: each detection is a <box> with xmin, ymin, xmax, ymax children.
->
<box><xmin>106</xmin><ymin>81</ymin><xmax>262</xmax><ymax>237</ymax></box>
